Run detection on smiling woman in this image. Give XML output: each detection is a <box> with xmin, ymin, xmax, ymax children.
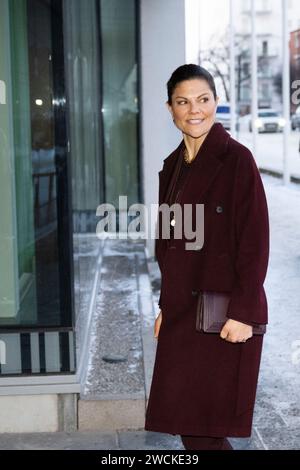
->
<box><xmin>166</xmin><ymin>69</ymin><xmax>219</xmax><ymax>163</ymax></box>
<box><xmin>144</xmin><ymin>64</ymin><xmax>269</xmax><ymax>451</ymax></box>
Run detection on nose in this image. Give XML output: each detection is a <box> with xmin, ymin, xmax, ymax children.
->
<box><xmin>189</xmin><ymin>101</ymin><xmax>203</xmax><ymax>114</ymax></box>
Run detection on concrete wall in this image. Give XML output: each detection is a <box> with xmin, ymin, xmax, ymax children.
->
<box><xmin>140</xmin><ymin>0</ymin><xmax>186</xmax><ymax>256</ymax></box>
<box><xmin>0</xmin><ymin>394</ymin><xmax>77</xmax><ymax>432</ymax></box>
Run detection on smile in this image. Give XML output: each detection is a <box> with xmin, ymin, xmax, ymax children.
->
<box><xmin>187</xmin><ymin>119</ymin><xmax>204</xmax><ymax>125</ymax></box>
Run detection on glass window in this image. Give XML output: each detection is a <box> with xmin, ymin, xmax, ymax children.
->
<box><xmin>2</xmin><ymin>0</ymin><xmax>74</xmax><ymax>329</ymax></box>
<box><xmin>63</xmin><ymin>0</ymin><xmax>105</xmax><ymax>233</ymax></box>
<box><xmin>262</xmin><ymin>40</ymin><xmax>268</xmax><ymax>56</ymax></box>
<box><xmin>0</xmin><ymin>0</ymin><xmax>74</xmax><ymax>375</ymax></box>
<box><xmin>64</xmin><ymin>0</ymin><xmax>139</xmax><ymax>232</ymax></box>
<box><xmin>0</xmin><ymin>0</ymin><xmax>140</xmax><ymax>376</ymax></box>
<box><xmin>258</xmin><ymin>111</ymin><xmax>279</xmax><ymax>117</ymax></box>
<box><xmin>101</xmin><ymin>0</ymin><xmax>139</xmax><ymax>209</ymax></box>
<box><xmin>63</xmin><ymin>0</ymin><xmax>140</xmax><ymax>369</ymax></box>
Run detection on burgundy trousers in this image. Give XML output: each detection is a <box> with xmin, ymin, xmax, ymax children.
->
<box><xmin>180</xmin><ymin>435</ymin><xmax>233</xmax><ymax>450</ymax></box>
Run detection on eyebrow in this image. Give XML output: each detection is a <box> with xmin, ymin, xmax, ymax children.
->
<box><xmin>175</xmin><ymin>93</ymin><xmax>209</xmax><ymax>100</ymax></box>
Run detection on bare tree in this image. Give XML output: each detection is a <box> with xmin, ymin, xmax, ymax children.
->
<box><xmin>200</xmin><ymin>29</ymin><xmax>273</xmax><ymax>111</ymax></box>
<box><xmin>200</xmin><ymin>29</ymin><xmax>252</xmax><ymax>103</ymax></box>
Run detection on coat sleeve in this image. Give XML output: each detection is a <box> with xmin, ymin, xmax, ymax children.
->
<box><xmin>155</xmin><ymin>221</ymin><xmax>167</xmax><ymax>310</ymax></box>
<box><xmin>155</xmin><ymin>237</ymin><xmax>163</xmax><ymax>310</ymax></box>
<box><xmin>155</xmin><ymin>170</ymin><xmax>168</xmax><ymax>310</ymax></box>
<box><xmin>226</xmin><ymin>148</ymin><xmax>270</xmax><ymax>325</ymax></box>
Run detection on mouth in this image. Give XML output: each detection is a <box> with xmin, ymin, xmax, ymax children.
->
<box><xmin>187</xmin><ymin>119</ymin><xmax>204</xmax><ymax>125</ymax></box>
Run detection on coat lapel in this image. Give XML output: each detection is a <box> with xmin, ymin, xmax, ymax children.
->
<box><xmin>158</xmin><ymin>123</ymin><xmax>230</xmax><ymax>204</ymax></box>
<box><xmin>158</xmin><ymin>140</ymin><xmax>184</xmax><ymax>205</ymax></box>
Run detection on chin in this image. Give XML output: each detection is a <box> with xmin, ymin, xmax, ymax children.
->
<box><xmin>184</xmin><ymin>127</ymin><xmax>209</xmax><ymax>139</ymax></box>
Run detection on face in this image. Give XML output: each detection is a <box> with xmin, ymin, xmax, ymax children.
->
<box><xmin>167</xmin><ymin>78</ymin><xmax>219</xmax><ymax>139</ymax></box>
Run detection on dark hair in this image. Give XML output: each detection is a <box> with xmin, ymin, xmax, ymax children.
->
<box><xmin>167</xmin><ymin>64</ymin><xmax>217</xmax><ymax>105</ymax></box>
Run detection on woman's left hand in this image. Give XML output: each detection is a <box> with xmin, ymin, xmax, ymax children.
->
<box><xmin>220</xmin><ymin>319</ymin><xmax>253</xmax><ymax>343</ymax></box>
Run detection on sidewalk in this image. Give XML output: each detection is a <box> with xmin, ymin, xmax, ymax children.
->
<box><xmin>252</xmin><ymin>175</ymin><xmax>300</xmax><ymax>450</ymax></box>
<box><xmin>0</xmin><ymin>174</ymin><xmax>299</xmax><ymax>450</ymax></box>
<box><xmin>0</xmin><ymin>430</ymin><xmax>184</xmax><ymax>450</ymax></box>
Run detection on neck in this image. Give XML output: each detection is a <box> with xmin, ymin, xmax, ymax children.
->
<box><xmin>183</xmin><ymin>122</ymin><xmax>215</xmax><ymax>161</ymax></box>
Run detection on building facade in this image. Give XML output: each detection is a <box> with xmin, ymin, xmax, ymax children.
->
<box><xmin>0</xmin><ymin>0</ymin><xmax>186</xmax><ymax>431</ymax></box>
<box><xmin>234</xmin><ymin>0</ymin><xmax>300</xmax><ymax>113</ymax></box>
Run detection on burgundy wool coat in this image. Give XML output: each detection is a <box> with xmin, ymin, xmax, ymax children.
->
<box><xmin>144</xmin><ymin>122</ymin><xmax>269</xmax><ymax>437</ymax></box>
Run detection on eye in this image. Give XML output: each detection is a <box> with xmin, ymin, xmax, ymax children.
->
<box><xmin>199</xmin><ymin>97</ymin><xmax>209</xmax><ymax>103</ymax></box>
<box><xmin>177</xmin><ymin>101</ymin><xmax>187</xmax><ymax>105</ymax></box>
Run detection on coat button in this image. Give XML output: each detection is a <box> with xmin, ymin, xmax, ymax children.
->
<box><xmin>191</xmin><ymin>290</ymin><xmax>198</xmax><ymax>296</ymax></box>
<box><xmin>216</xmin><ymin>205</ymin><xmax>223</xmax><ymax>214</ymax></box>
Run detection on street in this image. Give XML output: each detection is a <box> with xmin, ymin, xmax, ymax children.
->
<box><xmin>237</xmin><ymin>126</ymin><xmax>300</xmax><ymax>178</ymax></box>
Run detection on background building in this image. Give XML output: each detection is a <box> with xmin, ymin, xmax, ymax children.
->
<box><xmin>197</xmin><ymin>0</ymin><xmax>300</xmax><ymax>114</ymax></box>
<box><xmin>234</xmin><ymin>0</ymin><xmax>300</xmax><ymax>113</ymax></box>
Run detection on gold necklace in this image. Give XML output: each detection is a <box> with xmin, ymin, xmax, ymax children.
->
<box><xmin>183</xmin><ymin>147</ymin><xmax>194</xmax><ymax>164</ymax></box>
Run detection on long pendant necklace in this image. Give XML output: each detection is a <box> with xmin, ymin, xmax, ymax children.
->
<box><xmin>170</xmin><ymin>148</ymin><xmax>192</xmax><ymax>227</ymax></box>
<box><xmin>170</xmin><ymin>189</ymin><xmax>182</xmax><ymax>226</ymax></box>
<box><xmin>183</xmin><ymin>146</ymin><xmax>194</xmax><ymax>164</ymax></box>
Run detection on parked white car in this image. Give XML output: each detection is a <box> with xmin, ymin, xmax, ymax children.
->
<box><xmin>216</xmin><ymin>103</ymin><xmax>239</xmax><ymax>131</ymax></box>
<box><xmin>249</xmin><ymin>109</ymin><xmax>285</xmax><ymax>133</ymax></box>
<box><xmin>291</xmin><ymin>105</ymin><xmax>300</xmax><ymax>131</ymax></box>
<box><xmin>216</xmin><ymin>103</ymin><xmax>231</xmax><ymax>130</ymax></box>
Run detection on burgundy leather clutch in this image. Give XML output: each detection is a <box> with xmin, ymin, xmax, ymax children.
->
<box><xmin>195</xmin><ymin>291</ymin><xmax>266</xmax><ymax>335</ymax></box>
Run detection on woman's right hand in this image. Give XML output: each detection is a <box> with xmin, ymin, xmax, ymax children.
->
<box><xmin>154</xmin><ymin>310</ymin><xmax>162</xmax><ymax>338</ymax></box>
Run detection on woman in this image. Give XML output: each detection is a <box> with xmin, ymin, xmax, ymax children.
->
<box><xmin>144</xmin><ymin>64</ymin><xmax>269</xmax><ymax>451</ymax></box>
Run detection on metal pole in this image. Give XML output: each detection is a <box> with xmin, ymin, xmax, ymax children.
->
<box><xmin>282</xmin><ymin>0</ymin><xmax>290</xmax><ymax>186</ymax></box>
<box><xmin>198</xmin><ymin>0</ymin><xmax>202</xmax><ymax>64</ymax></box>
<box><xmin>251</xmin><ymin>0</ymin><xmax>258</xmax><ymax>159</ymax></box>
<box><xmin>230</xmin><ymin>0</ymin><xmax>236</xmax><ymax>139</ymax></box>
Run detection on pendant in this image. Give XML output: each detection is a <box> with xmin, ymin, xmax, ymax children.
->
<box><xmin>170</xmin><ymin>218</ymin><xmax>176</xmax><ymax>226</ymax></box>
